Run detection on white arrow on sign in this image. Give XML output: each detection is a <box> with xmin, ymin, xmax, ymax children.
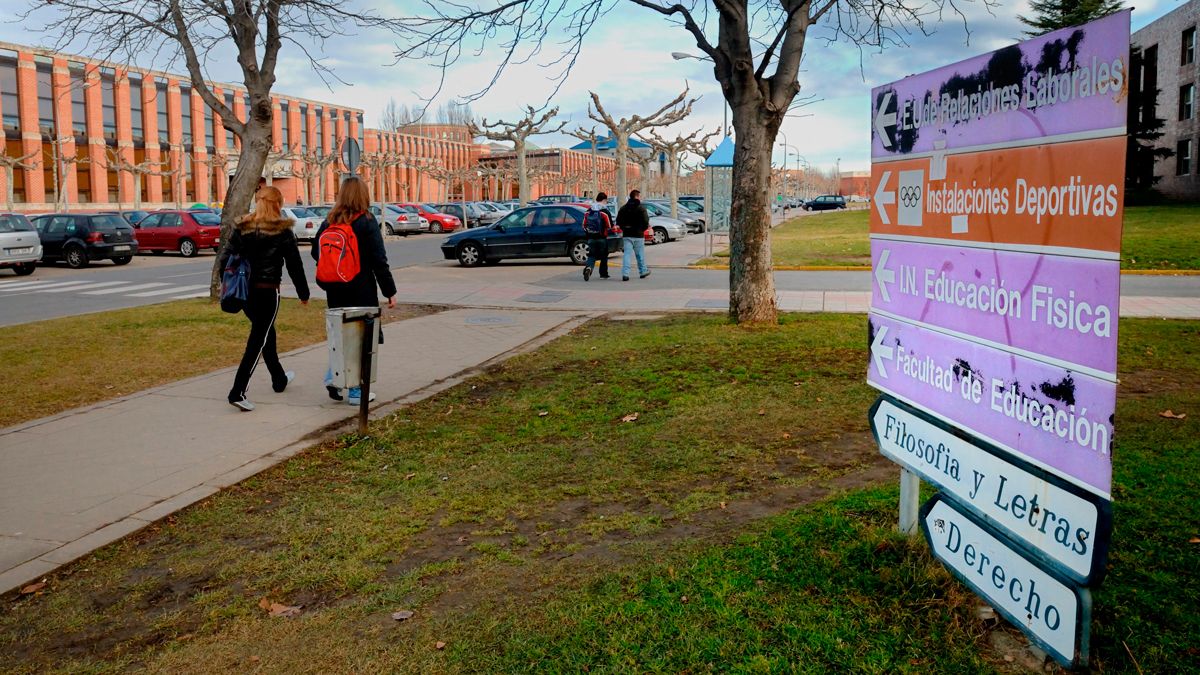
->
<box><xmin>874</xmin><ymin>170</ymin><xmax>895</xmax><ymax>225</ymax></box>
<box><xmin>871</xmin><ymin>324</ymin><xmax>893</xmax><ymax>378</ymax></box>
<box><xmin>874</xmin><ymin>248</ymin><xmax>895</xmax><ymax>303</ymax></box>
<box><xmin>875</xmin><ymin>91</ymin><xmax>897</xmax><ymax>149</ymax></box>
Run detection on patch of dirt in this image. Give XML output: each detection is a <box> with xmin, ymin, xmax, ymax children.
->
<box><xmin>1119</xmin><ymin>368</ymin><xmax>1196</xmax><ymax>396</ymax></box>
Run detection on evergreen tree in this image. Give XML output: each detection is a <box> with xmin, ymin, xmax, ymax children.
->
<box><xmin>1019</xmin><ymin>0</ymin><xmax>1124</xmax><ymax>36</ymax></box>
<box><xmin>1126</xmin><ymin>45</ymin><xmax>1174</xmax><ymax>203</ymax></box>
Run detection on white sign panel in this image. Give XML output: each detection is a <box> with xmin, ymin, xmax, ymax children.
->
<box><xmin>922</xmin><ymin>497</ymin><xmax>1090</xmax><ymax>667</ymax></box>
<box><xmin>871</xmin><ymin>398</ymin><xmax>1111</xmax><ymax>584</ymax></box>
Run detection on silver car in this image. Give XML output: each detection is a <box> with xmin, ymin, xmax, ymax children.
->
<box><xmin>372</xmin><ymin>203</ymin><xmax>423</xmax><ymax>236</ymax></box>
<box><xmin>282</xmin><ymin>206</ymin><xmax>323</xmax><ymax>242</ymax></box>
<box><xmin>641</xmin><ymin>202</ymin><xmax>688</xmax><ymax>244</ymax></box>
<box><xmin>0</xmin><ymin>213</ymin><xmax>42</xmax><ymax>276</ymax></box>
<box><xmin>649</xmin><ymin>200</ymin><xmax>706</xmax><ymax>233</ymax></box>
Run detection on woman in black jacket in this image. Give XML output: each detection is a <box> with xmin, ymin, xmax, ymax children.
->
<box><xmin>218</xmin><ymin>185</ymin><xmax>311</xmax><ymax>411</ymax></box>
<box><xmin>311</xmin><ymin>176</ymin><xmax>397</xmax><ymax>404</ymax></box>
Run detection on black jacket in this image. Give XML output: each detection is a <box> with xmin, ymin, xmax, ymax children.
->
<box><xmin>218</xmin><ymin>216</ymin><xmax>310</xmax><ymax>301</ymax></box>
<box><xmin>616</xmin><ymin>198</ymin><xmax>650</xmax><ymax>237</ymax></box>
<box><xmin>311</xmin><ymin>212</ymin><xmax>397</xmax><ymax>309</ymax></box>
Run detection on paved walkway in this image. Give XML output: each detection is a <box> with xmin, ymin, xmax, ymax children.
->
<box><xmin>0</xmin><ymin>308</ymin><xmax>592</xmax><ymax>594</ymax></box>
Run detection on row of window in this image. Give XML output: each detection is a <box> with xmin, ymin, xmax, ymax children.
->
<box><xmin>0</xmin><ymin>50</ymin><xmax>363</xmax><ymax>154</ymax></box>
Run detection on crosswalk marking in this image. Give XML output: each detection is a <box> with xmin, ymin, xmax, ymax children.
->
<box><xmin>128</xmin><ymin>284</ymin><xmax>209</xmax><ymax>297</ymax></box>
<box><xmin>0</xmin><ymin>280</ymin><xmax>95</xmax><ymax>292</ymax></box>
<box><xmin>0</xmin><ymin>280</ymin><xmax>61</xmax><ymax>291</ymax></box>
<box><xmin>81</xmin><ymin>282</ymin><xmax>170</xmax><ymax>295</ymax></box>
<box><xmin>41</xmin><ymin>281</ymin><xmax>130</xmax><ymax>293</ymax></box>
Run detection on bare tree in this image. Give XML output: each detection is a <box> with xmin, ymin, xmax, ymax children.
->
<box><xmin>106</xmin><ymin>150</ymin><xmax>168</xmax><ymax>211</ymax></box>
<box><xmin>468</xmin><ymin>107</ymin><xmax>565</xmax><ymax>205</ymax></box>
<box><xmin>640</xmin><ymin>126</ymin><xmax>719</xmax><ymax>218</ymax></box>
<box><xmin>25</xmin><ymin>0</ymin><xmax>405</xmax><ymax>296</ymax></box>
<box><xmin>630</xmin><ymin>151</ymin><xmax>655</xmax><ymax>197</ymax></box>
<box><xmin>263</xmin><ymin>147</ymin><xmax>291</xmax><ymax>188</ymax></box>
<box><xmin>194</xmin><ymin>151</ymin><xmax>231</xmax><ymax>206</ymax></box>
<box><xmin>588</xmin><ymin>90</ymin><xmax>694</xmax><ymax>209</ymax></box>
<box><xmin>391</xmin><ymin>0</ymin><xmax>985</xmax><ymax>323</ymax></box>
<box><xmin>380</xmin><ymin>99</ymin><xmax>415</xmax><ymax>131</ymax></box>
<box><xmin>146</xmin><ymin>160</ymin><xmax>183</xmax><ymax>210</ymax></box>
<box><xmin>46</xmin><ymin>136</ymin><xmax>90</xmax><ymax>211</ymax></box>
<box><xmin>566</xmin><ymin>126</ymin><xmax>603</xmax><ymax>197</ymax></box>
<box><xmin>0</xmin><ymin>147</ymin><xmax>39</xmax><ymax>212</ymax></box>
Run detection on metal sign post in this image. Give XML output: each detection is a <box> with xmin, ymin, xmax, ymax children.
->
<box><xmin>357</xmin><ymin>314</ymin><xmax>375</xmax><ymax>435</ymax></box>
<box><xmin>866</xmin><ymin>11</ymin><xmax>1130</xmax><ymax>669</ymax></box>
<box><xmin>341</xmin><ymin>137</ymin><xmax>361</xmax><ymax>176</ymax></box>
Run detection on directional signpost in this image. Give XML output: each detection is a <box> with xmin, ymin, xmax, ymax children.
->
<box><xmin>867</xmin><ymin>11</ymin><xmax>1129</xmax><ymax>668</ymax></box>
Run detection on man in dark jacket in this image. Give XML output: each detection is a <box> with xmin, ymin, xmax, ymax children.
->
<box><xmin>311</xmin><ymin>210</ymin><xmax>397</xmax><ymax>404</ymax></box>
<box><xmin>615</xmin><ymin>189</ymin><xmax>651</xmax><ymax>281</ymax></box>
<box><xmin>218</xmin><ymin>203</ymin><xmax>311</xmax><ymax>411</ymax></box>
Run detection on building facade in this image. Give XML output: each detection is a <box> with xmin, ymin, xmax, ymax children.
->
<box><xmin>1133</xmin><ymin>1</ymin><xmax>1200</xmax><ymax>200</ymax></box>
<box><xmin>478</xmin><ymin>147</ymin><xmax>640</xmax><ymax>200</ymax></box>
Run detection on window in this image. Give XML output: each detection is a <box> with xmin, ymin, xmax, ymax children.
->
<box><xmin>1182</xmin><ymin>84</ymin><xmax>1195</xmax><ymax>120</ymax></box>
<box><xmin>180</xmin><ymin>86</ymin><xmax>193</xmax><ymax>146</ymax></box>
<box><xmin>205</xmin><ymin>104</ymin><xmax>215</xmax><ymax>149</ymax></box>
<box><xmin>0</xmin><ymin>214</ymin><xmax>33</xmax><ymax>232</ymax></box>
<box><xmin>129</xmin><ymin>75</ymin><xmax>144</xmax><ymax>143</ymax></box>
<box><xmin>35</xmin><ymin>62</ymin><xmax>54</xmax><ymax>136</ymax></box>
<box><xmin>156</xmin><ymin>82</ymin><xmax>169</xmax><ymax>145</ymax></box>
<box><xmin>300</xmin><ymin>103</ymin><xmax>308</xmax><ymax>151</ymax></box>
<box><xmin>281</xmin><ymin>100</ymin><xmax>290</xmax><ymax>150</ymax></box>
<box><xmin>1184</xmin><ymin>27</ymin><xmax>1196</xmax><ymax>66</ymax></box>
<box><xmin>1177</xmin><ymin>139</ymin><xmax>1192</xmax><ymax>175</ymax></box>
<box><xmin>100</xmin><ymin>67</ymin><xmax>116</xmax><ymax>140</ymax></box>
<box><xmin>315</xmin><ymin>106</ymin><xmax>324</xmax><ymax>152</ymax></box>
<box><xmin>138</xmin><ymin>213</ymin><xmax>160</xmax><ymax>228</ymax></box>
<box><xmin>69</xmin><ymin>63</ymin><xmax>86</xmax><ymax>135</ymax></box>
<box><xmin>223</xmin><ymin>92</ymin><xmax>234</xmax><ymax>146</ymax></box>
<box><xmin>0</xmin><ymin>51</ymin><xmax>18</xmax><ymax>134</ymax></box>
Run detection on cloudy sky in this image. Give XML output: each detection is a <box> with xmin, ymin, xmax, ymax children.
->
<box><xmin>0</xmin><ymin>0</ymin><xmax>1181</xmax><ymax>173</ymax></box>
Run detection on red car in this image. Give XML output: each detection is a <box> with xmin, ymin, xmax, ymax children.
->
<box><xmin>133</xmin><ymin>210</ymin><xmax>222</xmax><ymax>257</ymax></box>
<box><xmin>397</xmin><ymin>202</ymin><xmax>461</xmax><ymax>233</ymax></box>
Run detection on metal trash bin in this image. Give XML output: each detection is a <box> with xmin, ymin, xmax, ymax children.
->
<box><xmin>325</xmin><ymin>306</ymin><xmax>381</xmax><ymax>389</ymax></box>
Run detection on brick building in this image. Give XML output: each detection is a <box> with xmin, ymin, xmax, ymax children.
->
<box><xmin>1133</xmin><ymin>0</ymin><xmax>1200</xmax><ymax>200</ymax></box>
<box><xmin>478</xmin><ymin>147</ymin><xmax>640</xmax><ymax>200</ymax></box>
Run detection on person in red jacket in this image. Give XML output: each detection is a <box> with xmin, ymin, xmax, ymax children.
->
<box><xmin>581</xmin><ymin>191</ymin><xmax>614</xmax><ymax>281</ymax></box>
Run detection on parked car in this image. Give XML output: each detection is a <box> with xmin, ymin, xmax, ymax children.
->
<box><xmin>648</xmin><ymin>200</ymin><xmax>705</xmax><ymax>233</ymax></box>
<box><xmin>395</xmin><ymin>203</ymin><xmax>460</xmax><ymax>233</ymax></box>
<box><xmin>370</xmin><ymin>203</ymin><xmax>423</xmax><ymax>236</ymax></box>
<box><xmin>440</xmin><ymin>205</ymin><xmax>621</xmax><ymax>267</ymax></box>
<box><xmin>107</xmin><ymin>210</ymin><xmax>151</xmax><ymax>225</ymax></box>
<box><xmin>585</xmin><ymin>203</ymin><xmax>675</xmax><ymax>246</ymax></box>
<box><xmin>133</xmin><ymin>210</ymin><xmax>222</xmax><ymax>257</ymax></box>
<box><xmin>307</xmin><ymin>205</ymin><xmax>332</xmax><ymax>219</ymax></box>
<box><xmin>0</xmin><ymin>213</ymin><xmax>41</xmax><ymax>276</ymax></box>
<box><xmin>640</xmin><ymin>202</ymin><xmax>689</xmax><ymax>243</ymax></box>
<box><xmin>281</xmin><ymin>206</ymin><xmax>322</xmax><ymax>242</ymax></box>
<box><xmin>679</xmin><ymin>198</ymin><xmax>704</xmax><ymax>213</ymax></box>
<box><xmin>535</xmin><ymin>194</ymin><xmax>580</xmax><ymax>204</ymax></box>
<box><xmin>435</xmin><ymin>202</ymin><xmax>498</xmax><ymax>229</ymax></box>
<box><xmin>30</xmin><ymin>212</ymin><xmax>138</xmax><ymax>268</ymax></box>
<box><xmin>804</xmin><ymin>195</ymin><xmax>847</xmax><ymax>211</ymax></box>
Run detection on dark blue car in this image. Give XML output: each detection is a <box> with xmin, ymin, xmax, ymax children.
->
<box><xmin>440</xmin><ymin>205</ymin><xmax>621</xmax><ymax>267</ymax></box>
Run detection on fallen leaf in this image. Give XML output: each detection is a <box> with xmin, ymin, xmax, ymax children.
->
<box><xmin>392</xmin><ymin>610</ymin><xmax>415</xmax><ymax>621</ymax></box>
<box><xmin>435</xmin><ymin>641</ymin><xmax>447</xmax><ymax>650</ymax></box>
<box><xmin>259</xmin><ymin>598</ymin><xmax>302</xmax><ymax>617</ymax></box>
<box><xmin>680</xmin><ymin>595</ymin><xmax>689</xmax><ymax>604</ymax></box>
<box><xmin>250</xmin><ymin>656</ymin><xmax>260</xmax><ymax>663</ymax></box>
<box><xmin>444</xmin><ymin>406</ymin><xmax>454</xmax><ymax>416</ymax></box>
<box><xmin>782</xmin><ymin>432</ymin><xmax>792</xmax><ymax>440</ymax></box>
<box><xmin>19</xmin><ymin>582</ymin><xmax>45</xmax><ymax>595</ymax></box>
<box><xmin>405</xmin><ymin>473</ymin><xmax>416</xmax><ymax>480</ymax></box>
<box><xmin>621</xmin><ymin>412</ymin><xmax>639</xmax><ymax>423</ymax></box>
<box><xmin>719</xmin><ymin>501</ymin><xmax>727</xmax><ymax>509</ymax></box>
<box><xmin>538</xmin><ymin>411</ymin><xmax>549</xmax><ymax>417</ymax></box>
<box><xmin>1159</xmin><ymin>410</ymin><xmax>1187</xmax><ymax>419</ymax></box>
<box><xmin>1189</xmin><ymin>537</ymin><xmax>1200</xmax><ymax>544</ymax></box>
<box><xmin>757</xmin><ymin>409</ymin><xmax>766</xmax><ymax>416</ymax></box>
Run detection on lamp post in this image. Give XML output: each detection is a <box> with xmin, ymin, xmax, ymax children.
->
<box><xmin>671</xmin><ymin>52</ymin><xmax>728</xmax><ymax>136</ymax></box>
<box><xmin>835</xmin><ymin>157</ymin><xmax>841</xmax><ymax>196</ymax></box>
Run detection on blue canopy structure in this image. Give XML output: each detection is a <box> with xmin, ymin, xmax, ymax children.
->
<box><xmin>704</xmin><ymin>136</ymin><xmax>735</xmax><ymax>167</ymax></box>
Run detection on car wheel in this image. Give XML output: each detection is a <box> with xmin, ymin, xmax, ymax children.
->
<box><xmin>457</xmin><ymin>242</ymin><xmax>484</xmax><ymax>267</ymax></box>
<box><xmin>65</xmin><ymin>245</ymin><xmax>89</xmax><ymax>269</ymax></box>
<box><xmin>484</xmin><ymin>258</ymin><xmax>501</xmax><ymax>265</ymax></box>
<box><xmin>178</xmin><ymin>238</ymin><xmax>198</xmax><ymax>257</ymax></box>
<box><xmin>13</xmin><ymin>262</ymin><xmax>35</xmax><ymax>276</ymax></box>
<box><xmin>569</xmin><ymin>239</ymin><xmax>589</xmax><ymax>265</ymax></box>
<box><xmin>652</xmin><ymin>228</ymin><xmax>668</xmax><ymax>245</ymax></box>
<box><xmin>385</xmin><ymin>223</ymin><xmax>396</xmax><ymax>236</ymax></box>
<box><xmin>112</xmin><ymin>255</ymin><xmax>133</xmax><ymax>266</ymax></box>
<box><xmin>432</xmin><ymin>222</ymin><xmax>444</xmax><ymax>234</ymax></box>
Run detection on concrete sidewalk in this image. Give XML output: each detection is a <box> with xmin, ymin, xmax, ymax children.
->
<box><xmin>0</xmin><ymin>308</ymin><xmax>592</xmax><ymax>594</ymax></box>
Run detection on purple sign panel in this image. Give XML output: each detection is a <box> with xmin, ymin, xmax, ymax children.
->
<box><xmin>867</xmin><ymin>312</ymin><xmax>1114</xmax><ymax>497</ymax></box>
<box><xmin>871</xmin><ymin>11</ymin><xmax>1130</xmax><ymax>159</ymax></box>
<box><xmin>870</xmin><ymin>239</ymin><xmax>1120</xmax><ymax>378</ymax></box>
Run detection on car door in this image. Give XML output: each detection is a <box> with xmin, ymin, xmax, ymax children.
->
<box><xmin>134</xmin><ymin>213</ymin><xmax>161</xmax><ymax>250</ymax></box>
<box><xmin>527</xmin><ymin>207</ymin><xmax>578</xmax><ymax>256</ymax></box>
<box><xmin>158</xmin><ymin>212</ymin><xmax>183</xmax><ymax>249</ymax></box>
<box><xmin>40</xmin><ymin>216</ymin><xmax>74</xmax><ymax>259</ymax></box>
<box><xmin>485</xmin><ymin>208</ymin><xmax>535</xmax><ymax>258</ymax></box>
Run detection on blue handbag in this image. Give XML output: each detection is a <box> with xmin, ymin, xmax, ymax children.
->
<box><xmin>220</xmin><ymin>253</ymin><xmax>251</xmax><ymax>314</ymax></box>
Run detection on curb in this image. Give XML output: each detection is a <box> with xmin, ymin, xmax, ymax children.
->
<box><xmin>688</xmin><ymin>265</ymin><xmax>1200</xmax><ymax>275</ymax></box>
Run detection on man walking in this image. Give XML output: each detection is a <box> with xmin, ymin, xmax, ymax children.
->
<box><xmin>582</xmin><ymin>191</ymin><xmax>613</xmax><ymax>281</ymax></box>
<box><xmin>616</xmin><ymin>189</ymin><xmax>651</xmax><ymax>281</ymax></box>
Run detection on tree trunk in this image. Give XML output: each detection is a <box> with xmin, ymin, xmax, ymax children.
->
<box><xmin>4</xmin><ymin>165</ymin><xmax>13</xmax><ymax>211</ymax></box>
<box><xmin>615</xmin><ymin>132</ymin><xmax>629</xmax><ymax>208</ymax></box>
<box><xmin>516</xmin><ymin>140</ymin><xmax>529</xmax><ymax>204</ymax></box>
<box><xmin>590</xmin><ymin>148</ymin><xmax>597</xmax><ymax>197</ymax></box>
<box><xmin>727</xmin><ymin>109</ymin><xmax>778</xmax><ymax>325</ymax></box>
<box><xmin>669</xmin><ymin>154</ymin><xmax>680</xmax><ymax>219</ymax></box>
<box><xmin>209</xmin><ymin>119</ymin><xmax>272</xmax><ymax>299</ymax></box>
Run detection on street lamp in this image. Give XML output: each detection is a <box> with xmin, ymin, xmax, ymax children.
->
<box><xmin>671</xmin><ymin>51</ymin><xmax>728</xmax><ymax>136</ymax></box>
<box><xmin>835</xmin><ymin>157</ymin><xmax>841</xmax><ymax>196</ymax></box>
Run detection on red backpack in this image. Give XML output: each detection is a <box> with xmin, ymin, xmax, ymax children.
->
<box><xmin>315</xmin><ymin>213</ymin><xmax>362</xmax><ymax>284</ymax></box>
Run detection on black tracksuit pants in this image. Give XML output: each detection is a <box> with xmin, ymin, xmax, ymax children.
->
<box><xmin>228</xmin><ymin>287</ymin><xmax>288</xmax><ymax>402</ymax></box>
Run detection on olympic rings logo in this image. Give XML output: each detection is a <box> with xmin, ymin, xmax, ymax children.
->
<box><xmin>900</xmin><ymin>186</ymin><xmax>922</xmax><ymax>207</ymax></box>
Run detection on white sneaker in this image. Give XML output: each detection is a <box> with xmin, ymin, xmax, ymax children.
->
<box><xmin>230</xmin><ymin>398</ymin><xmax>256</xmax><ymax>412</ymax></box>
<box><xmin>347</xmin><ymin>391</ymin><xmax>377</xmax><ymax>405</ymax></box>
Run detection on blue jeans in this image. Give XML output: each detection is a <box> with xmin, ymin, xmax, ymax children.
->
<box><xmin>622</xmin><ymin>237</ymin><xmax>648</xmax><ymax>278</ymax></box>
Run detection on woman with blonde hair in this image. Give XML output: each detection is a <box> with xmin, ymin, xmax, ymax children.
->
<box><xmin>311</xmin><ymin>176</ymin><xmax>396</xmax><ymax>405</ymax></box>
<box><xmin>218</xmin><ymin>184</ymin><xmax>311</xmax><ymax>411</ymax></box>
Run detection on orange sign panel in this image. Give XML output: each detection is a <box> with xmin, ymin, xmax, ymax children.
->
<box><xmin>870</xmin><ymin>135</ymin><xmax>1125</xmax><ymax>255</ymax></box>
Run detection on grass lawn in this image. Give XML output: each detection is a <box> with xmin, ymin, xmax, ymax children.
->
<box><xmin>1</xmin><ymin>315</ymin><xmax>1196</xmax><ymax>673</ymax></box>
<box><xmin>0</xmin><ymin>300</ymin><xmax>440</xmax><ymax>429</ymax></box>
<box><xmin>695</xmin><ymin>206</ymin><xmax>1200</xmax><ymax>270</ymax></box>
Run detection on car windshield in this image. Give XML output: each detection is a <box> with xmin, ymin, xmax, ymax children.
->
<box><xmin>308</xmin><ymin>206</ymin><xmax>331</xmax><ymax>215</ymax></box>
<box><xmin>289</xmin><ymin>207</ymin><xmax>314</xmax><ymax>217</ymax></box>
<box><xmin>399</xmin><ymin>205</ymin><xmax>419</xmax><ymax>214</ymax></box>
<box><xmin>420</xmin><ymin>204</ymin><xmax>441</xmax><ymax>213</ymax></box>
<box><xmin>91</xmin><ymin>215</ymin><xmax>126</xmax><ymax>231</ymax></box>
<box><xmin>643</xmin><ymin>202</ymin><xmax>663</xmax><ymax>216</ymax></box>
<box><xmin>0</xmin><ymin>214</ymin><xmax>34</xmax><ymax>232</ymax></box>
<box><xmin>123</xmin><ymin>210</ymin><xmax>149</xmax><ymax>222</ymax></box>
<box><xmin>193</xmin><ymin>212</ymin><xmax>221</xmax><ymax>225</ymax></box>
